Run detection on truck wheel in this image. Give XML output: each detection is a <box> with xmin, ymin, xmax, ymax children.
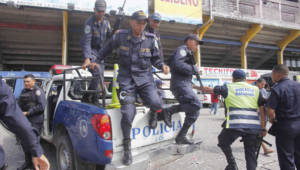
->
<box><xmin>56</xmin><ymin>135</ymin><xmax>75</xmax><ymax>170</ymax></box>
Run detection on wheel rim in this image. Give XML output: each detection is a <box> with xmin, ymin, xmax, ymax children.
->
<box><xmin>59</xmin><ymin>145</ymin><xmax>72</xmax><ymax>170</ymax></box>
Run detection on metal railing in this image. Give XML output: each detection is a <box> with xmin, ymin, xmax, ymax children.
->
<box><xmin>202</xmin><ymin>0</ymin><xmax>300</xmax><ymax>29</ymax></box>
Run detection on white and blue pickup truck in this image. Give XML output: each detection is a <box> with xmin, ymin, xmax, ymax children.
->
<box><xmin>37</xmin><ymin>65</ymin><xmax>202</xmax><ymax>170</ymax></box>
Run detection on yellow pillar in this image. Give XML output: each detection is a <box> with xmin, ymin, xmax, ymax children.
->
<box><xmin>62</xmin><ymin>11</ymin><xmax>68</xmax><ymax>65</ymax></box>
<box><xmin>240</xmin><ymin>24</ymin><xmax>262</xmax><ymax>69</ymax></box>
<box><xmin>277</xmin><ymin>30</ymin><xmax>300</xmax><ymax>65</ymax></box>
<box><xmin>195</xmin><ymin>15</ymin><xmax>214</xmax><ymax>66</ymax></box>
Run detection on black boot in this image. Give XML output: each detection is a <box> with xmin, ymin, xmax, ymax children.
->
<box><xmin>149</xmin><ymin>110</ymin><xmax>158</xmax><ymax>129</ymax></box>
<box><xmin>122</xmin><ymin>139</ymin><xmax>132</xmax><ymax>165</ymax></box>
<box><xmin>17</xmin><ymin>152</ymin><xmax>34</xmax><ymax>170</ymax></box>
<box><xmin>91</xmin><ymin>93</ymin><xmax>101</xmax><ymax>106</ymax></box>
<box><xmin>162</xmin><ymin>109</ymin><xmax>172</xmax><ymax>127</ymax></box>
<box><xmin>220</xmin><ymin>147</ymin><xmax>238</xmax><ymax>170</ymax></box>
<box><xmin>82</xmin><ymin>93</ymin><xmax>92</xmax><ymax>103</ymax></box>
<box><xmin>175</xmin><ymin>122</ymin><xmax>193</xmax><ymax>144</ymax></box>
<box><xmin>163</xmin><ymin>105</ymin><xmax>181</xmax><ymax>128</ymax></box>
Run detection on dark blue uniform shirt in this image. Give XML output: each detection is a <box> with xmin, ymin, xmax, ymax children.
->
<box><xmin>80</xmin><ymin>15</ymin><xmax>112</xmax><ymax>62</ymax></box>
<box><xmin>0</xmin><ymin>78</ymin><xmax>43</xmax><ymax>167</ymax></box>
<box><xmin>169</xmin><ymin>45</ymin><xmax>197</xmax><ymax>90</ymax></box>
<box><xmin>96</xmin><ymin>29</ymin><xmax>163</xmax><ymax>87</ymax></box>
<box><xmin>266</xmin><ymin>78</ymin><xmax>300</xmax><ymax>120</ymax></box>
<box><xmin>18</xmin><ymin>85</ymin><xmax>46</xmax><ymax>124</ymax></box>
<box><xmin>145</xmin><ymin>24</ymin><xmax>163</xmax><ymax>60</ymax></box>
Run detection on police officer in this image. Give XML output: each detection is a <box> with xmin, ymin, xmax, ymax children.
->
<box><xmin>17</xmin><ymin>74</ymin><xmax>46</xmax><ymax>170</ymax></box>
<box><xmin>0</xmin><ymin>77</ymin><xmax>50</xmax><ymax>170</ymax></box>
<box><xmin>87</xmin><ymin>10</ymin><xmax>170</xmax><ymax>165</ymax></box>
<box><xmin>266</xmin><ymin>65</ymin><xmax>300</xmax><ymax>170</ymax></box>
<box><xmin>145</xmin><ymin>13</ymin><xmax>164</xmax><ymax>61</ymax></box>
<box><xmin>81</xmin><ymin>0</ymin><xmax>112</xmax><ymax>105</ymax></box>
<box><xmin>204</xmin><ymin>70</ymin><xmax>266</xmax><ymax>170</ymax></box>
<box><xmin>166</xmin><ymin>34</ymin><xmax>203</xmax><ymax>144</ymax></box>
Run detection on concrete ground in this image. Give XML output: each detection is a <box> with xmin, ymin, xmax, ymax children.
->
<box><xmin>0</xmin><ymin>108</ymin><xmax>280</xmax><ymax>170</ymax></box>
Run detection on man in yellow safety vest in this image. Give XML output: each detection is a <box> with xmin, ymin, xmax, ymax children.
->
<box><xmin>204</xmin><ymin>70</ymin><xmax>267</xmax><ymax>170</ymax></box>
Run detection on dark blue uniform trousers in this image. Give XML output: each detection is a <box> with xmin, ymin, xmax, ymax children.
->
<box><xmin>120</xmin><ymin>82</ymin><xmax>162</xmax><ymax>139</ymax></box>
<box><xmin>218</xmin><ymin>129</ymin><xmax>258</xmax><ymax>170</ymax></box>
<box><xmin>171</xmin><ymin>86</ymin><xmax>201</xmax><ymax>127</ymax></box>
<box><xmin>276</xmin><ymin>120</ymin><xmax>300</xmax><ymax>170</ymax></box>
<box><xmin>88</xmin><ymin>63</ymin><xmax>104</xmax><ymax>91</ymax></box>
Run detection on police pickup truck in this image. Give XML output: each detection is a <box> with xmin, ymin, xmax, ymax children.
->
<box><xmin>41</xmin><ymin>65</ymin><xmax>202</xmax><ymax>170</ymax></box>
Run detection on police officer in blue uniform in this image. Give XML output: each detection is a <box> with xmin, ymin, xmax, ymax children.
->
<box><xmin>81</xmin><ymin>0</ymin><xmax>112</xmax><ymax>105</ymax></box>
<box><xmin>88</xmin><ymin>10</ymin><xmax>170</xmax><ymax>165</ymax></box>
<box><xmin>167</xmin><ymin>34</ymin><xmax>203</xmax><ymax>144</ymax></box>
<box><xmin>0</xmin><ymin>77</ymin><xmax>50</xmax><ymax>170</ymax></box>
<box><xmin>266</xmin><ymin>64</ymin><xmax>300</xmax><ymax>170</ymax></box>
<box><xmin>17</xmin><ymin>74</ymin><xmax>46</xmax><ymax>170</ymax></box>
<box><xmin>145</xmin><ymin>13</ymin><xmax>164</xmax><ymax>61</ymax></box>
<box><xmin>204</xmin><ymin>70</ymin><xmax>266</xmax><ymax>170</ymax></box>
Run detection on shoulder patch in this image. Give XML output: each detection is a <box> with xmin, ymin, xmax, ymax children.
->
<box><xmin>118</xmin><ymin>29</ymin><xmax>129</xmax><ymax>34</ymax></box>
<box><xmin>145</xmin><ymin>32</ymin><xmax>155</xmax><ymax>38</ymax></box>
<box><xmin>154</xmin><ymin>40</ymin><xmax>159</xmax><ymax>49</ymax></box>
<box><xmin>85</xmin><ymin>25</ymin><xmax>91</xmax><ymax>34</ymax></box>
<box><xmin>180</xmin><ymin>49</ymin><xmax>187</xmax><ymax>57</ymax></box>
<box><xmin>35</xmin><ymin>90</ymin><xmax>41</xmax><ymax>96</ymax></box>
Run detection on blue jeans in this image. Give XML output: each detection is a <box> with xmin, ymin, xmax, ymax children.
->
<box><xmin>211</xmin><ymin>102</ymin><xmax>218</xmax><ymax>115</ymax></box>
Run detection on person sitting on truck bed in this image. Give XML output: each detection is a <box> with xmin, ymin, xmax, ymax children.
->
<box><xmin>86</xmin><ymin>10</ymin><xmax>170</xmax><ymax>166</ymax></box>
<box><xmin>17</xmin><ymin>74</ymin><xmax>46</xmax><ymax>170</ymax></box>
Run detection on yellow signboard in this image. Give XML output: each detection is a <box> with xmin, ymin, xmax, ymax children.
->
<box><xmin>154</xmin><ymin>0</ymin><xmax>202</xmax><ymax>24</ymax></box>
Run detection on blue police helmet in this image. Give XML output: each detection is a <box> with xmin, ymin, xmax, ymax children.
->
<box><xmin>151</xmin><ymin>13</ymin><xmax>161</xmax><ymax>22</ymax></box>
<box><xmin>232</xmin><ymin>69</ymin><xmax>246</xmax><ymax>80</ymax></box>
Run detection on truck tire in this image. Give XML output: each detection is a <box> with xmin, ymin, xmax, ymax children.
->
<box><xmin>56</xmin><ymin>134</ymin><xmax>75</xmax><ymax>170</ymax></box>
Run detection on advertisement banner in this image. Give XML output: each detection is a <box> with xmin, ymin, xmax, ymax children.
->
<box><xmin>154</xmin><ymin>0</ymin><xmax>202</xmax><ymax>25</ymax></box>
<box><xmin>0</xmin><ymin>0</ymin><xmax>148</xmax><ymax>15</ymax></box>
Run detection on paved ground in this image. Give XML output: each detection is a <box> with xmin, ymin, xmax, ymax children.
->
<box><xmin>0</xmin><ymin>108</ymin><xmax>280</xmax><ymax>170</ymax></box>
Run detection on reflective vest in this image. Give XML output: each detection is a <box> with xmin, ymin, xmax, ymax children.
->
<box><xmin>225</xmin><ymin>82</ymin><xmax>260</xmax><ymax>129</ymax></box>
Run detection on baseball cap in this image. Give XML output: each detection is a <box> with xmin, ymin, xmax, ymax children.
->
<box><xmin>131</xmin><ymin>10</ymin><xmax>147</xmax><ymax>21</ymax></box>
<box><xmin>232</xmin><ymin>70</ymin><xmax>246</xmax><ymax>79</ymax></box>
<box><xmin>184</xmin><ymin>34</ymin><xmax>204</xmax><ymax>45</ymax></box>
<box><xmin>94</xmin><ymin>0</ymin><xmax>106</xmax><ymax>11</ymax></box>
<box><xmin>151</xmin><ymin>13</ymin><xmax>162</xmax><ymax>22</ymax></box>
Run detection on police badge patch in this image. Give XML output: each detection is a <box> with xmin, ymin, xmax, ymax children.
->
<box><xmin>36</xmin><ymin>90</ymin><xmax>41</xmax><ymax>96</ymax></box>
<box><xmin>85</xmin><ymin>25</ymin><xmax>91</xmax><ymax>34</ymax></box>
<box><xmin>180</xmin><ymin>49</ymin><xmax>187</xmax><ymax>56</ymax></box>
<box><xmin>154</xmin><ymin>40</ymin><xmax>159</xmax><ymax>49</ymax></box>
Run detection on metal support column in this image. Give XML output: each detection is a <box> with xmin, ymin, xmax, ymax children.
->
<box><xmin>277</xmin><ymin>30</ymin><xmax>300</xmax><ymax>65</ymax></box>
<box><xmin>195</xmin><ymin>15</ymin><xmax>214</xmax><ymax>67</ymax></box>
<box><xmin>240</xmin><ymin>24</ymin><xmax>262</xmax><ymax>69</ymax></box>
<box><xmin>62</xmin><ymin>11</ymin><xmax>68</xmax><ymax>65</ymax></box>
